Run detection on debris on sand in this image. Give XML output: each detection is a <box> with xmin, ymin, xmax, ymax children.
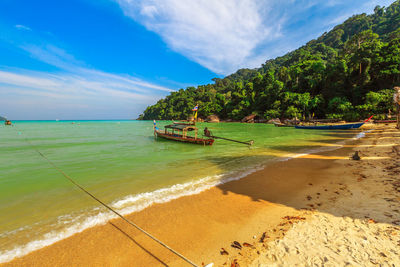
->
<box><xmin>220</xmin><ymin>248</ymin><xmax>229</xmax><ymax>255</ymax></box>
<box><xmin>242</xmin><ymin>242</ymin><xmax>254</xmax><ymax>248</ymax></box>
<box><xmin>231</xmin><ymin>241</ymin><xmax>242</xmax><ymax>250</ymax></box>
<box><xmin>259</xmin><ymin>232</ymin><xmax>267</xmax><ymax>243</ymax></box>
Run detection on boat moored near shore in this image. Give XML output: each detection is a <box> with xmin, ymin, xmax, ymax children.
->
<box><xmin>154</xmin><ymin>121</ymin><xmax>215</xmax><ymax>145</ymax></box>
<box><xmin>295</xmin><ymin>122</ymin><xmax>365</xmax><ymax>130</ymax></box>
<box><xmin>295</xmin><ymin>116</ymin><xmax>373</xmax><ymax>130</ymax></box>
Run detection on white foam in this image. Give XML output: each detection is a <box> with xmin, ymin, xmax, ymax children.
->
<box><xmin>0</xmin><ymin>211</ymin><xmax>114</xmax><ymax>263</ymax></box>
<box><xmin>0</xmin><ymin>165</ymin><xmax>264</xmax><ymax>263</ymax></box>
<box><xmin>113</xmin><ymin>165</ymin><xmax>265</xmax><ymax>215</ymax></box>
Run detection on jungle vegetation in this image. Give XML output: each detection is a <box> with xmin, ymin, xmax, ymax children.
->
<box><xmin>140</xmin><ymin>1</ymin><xmax>400</xmax><ymax>121</ymax></box>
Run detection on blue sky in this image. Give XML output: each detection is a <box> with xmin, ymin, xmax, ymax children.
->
<box><xmin>0</xmin><ymin>0</ymin><xmax>395</xmax><ymax>120</ymax></box>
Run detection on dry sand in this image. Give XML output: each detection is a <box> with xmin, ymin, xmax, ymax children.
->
<box><xmin>250</xmin><ymin>125</ymin><xmax>400</xmax><ymax>267</ymax></box>
<box><xmin>2</xmin><ymin>124</ymin><xmax>400</xmax><ymax>267</ymax></box>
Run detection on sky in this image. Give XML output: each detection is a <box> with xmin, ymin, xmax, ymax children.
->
<box><xmin>0</xmin><ymin>0</ymin><xmax>396</xmax><ymax>120</ymax></box>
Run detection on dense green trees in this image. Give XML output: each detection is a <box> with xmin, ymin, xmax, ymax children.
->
<box><xmin>141</xmin><ymin>1</ymin><xmax>400</xmax><ymax>121</ymax></box>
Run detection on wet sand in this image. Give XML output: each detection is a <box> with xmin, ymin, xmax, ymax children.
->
<box><xmin>3</xmin><ymin>124</ymin><xmax>400</xmax><ymax>266</ymax></box>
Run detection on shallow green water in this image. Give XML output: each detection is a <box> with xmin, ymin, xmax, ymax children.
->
<box><xmin>0</xmin><ymin>120</ymin><xmax>357</xmax><ymax>261</ymax></box>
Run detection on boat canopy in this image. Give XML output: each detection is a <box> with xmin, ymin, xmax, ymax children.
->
<box><xmin>165</xmin><ymin>124</ymin><xmax>197</xmax><ymax>131</ymax></box>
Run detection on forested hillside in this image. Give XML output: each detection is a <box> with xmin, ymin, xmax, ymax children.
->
<box><xmin>140</xmin><ymin>1</ymin><xmax>400</xmax><ymax>121</ymax></box>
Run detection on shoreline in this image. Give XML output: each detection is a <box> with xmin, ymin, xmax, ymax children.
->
<box><xmin>3</xmin><ymin>124</ymin><xmax>400</xmax><ymax>266</ymax></box>
<box><xmin>0</xmin><ymin>127</ymin><xmax>361</xmax><ymax>263</ymax></box>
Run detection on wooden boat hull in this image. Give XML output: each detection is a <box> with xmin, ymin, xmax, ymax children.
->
<box><xmin>295</xmin><ymin>122</ymin><xmax>364</xmax><ymax>130</ymax></box>
<box><xmin>155</xmin><ymin>130</ymin><xmax>214</xmax><ymax>145</ymax></box>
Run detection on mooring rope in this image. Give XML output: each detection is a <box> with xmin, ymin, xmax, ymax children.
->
<box><xmin>14</xmin><ymin>128</ymin><xmax>199</xmax><ymax>267</ymax></box>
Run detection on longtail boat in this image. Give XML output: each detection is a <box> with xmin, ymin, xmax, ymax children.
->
<box><xmin>295</xmin><ymin>116</ymin><xmax>373</xmax><ymax>130</ymax></box>
<box><xmin>295</xmin><ymin>122</ymin><xmax>364</xmax><ymax>130</ymax></box>
<box><xmin>152</xmin><ymin>105</ymin><xmax>253</xmax><ymax>146</ymax></box>
<box><xmin>154</xmin><ymin>121</ymin><xmax>214</xmax><ymax>145</ymax></box>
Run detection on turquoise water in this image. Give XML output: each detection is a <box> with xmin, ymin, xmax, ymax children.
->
<box><xmin>0</xmin><ymin>120</ymin><xmax>356</xmax><ymax>262</ymax></box>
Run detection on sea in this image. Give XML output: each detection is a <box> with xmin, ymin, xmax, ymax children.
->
<box><xmin>0</xmin><ymin>120</ymin><xmax>363</xmax><ymax>262</ymax></box>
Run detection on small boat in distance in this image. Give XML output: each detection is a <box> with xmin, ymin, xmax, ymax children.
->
<box><xmin>153</xmin><ymin>121</ymin><xmax>214</xmax><ymax>145</ymax></box>
<box><xmin>1</xmin><ymin>116</ymin><xmax>12</xmax><ymax>125</ymax></box>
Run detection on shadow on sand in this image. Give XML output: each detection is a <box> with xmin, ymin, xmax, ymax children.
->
<box><xmin>205</xmin><ymin>140</ymin><xmax>399</xmax><ymax>227</ymax></box>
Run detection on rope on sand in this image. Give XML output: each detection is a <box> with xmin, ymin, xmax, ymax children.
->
<box><xmin>15</xmin><ymin>128</ymin><xmax>199</xmax><ymax>267</ymax></box>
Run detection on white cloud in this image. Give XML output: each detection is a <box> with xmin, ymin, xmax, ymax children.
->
<box><xmin>116</xmin><ymin>0</ymin><xmax>396</xmax><ymax>75</ymax></box>
<box><xmin>0</xmin><ymin>68</ymin><xmax>164</xmax><ymax>119</ymax></box>
<box><xmin>0</xmin><ymin>43</ymin><xmax>174</xmax><ymax>101</ymax></box>
<box><xmin>116</xmin><ymin>0</ymin><xmax>281</xmax><ymax>74</ymax></box>
<box><xmin>0</xmin><ymin>70</ymin><xmax>156</xmax><ymax>100</ymax></box>
<box><xmin>19</xmin><ymin>44</ymin><xmax>174</xmax><ymax>93</ymax></box>
<box><xmin>0</xmin><ymin>42</ymin><xmax>175</xmax><ymax>119</ymax></box>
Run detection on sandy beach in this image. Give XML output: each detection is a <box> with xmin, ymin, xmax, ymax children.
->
<box><xmin>2</xmin><ymin>124</ymin><xmax>400</xmax><ymax>267</ymax></box>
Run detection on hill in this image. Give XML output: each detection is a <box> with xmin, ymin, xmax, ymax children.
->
<box><xmin>140</xmin><ymin>1</ymin><xmax>400</xmax><ymax>121</ymax></box>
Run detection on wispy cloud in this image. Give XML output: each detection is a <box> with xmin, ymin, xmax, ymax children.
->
<box><xmin>0</xmin><ymin>27</ymin><xmax>175</xmax><ymax>119</ymax></box>
<box><xmin>116</xmin><ymin>0</ymin><xmax>396</xmax><ymax>75</ymax></box>
<box><xmin>15</xmin><ymin>24</ymin><xmax>31</xmax><ymax>31</ymax></box>
<box><xmin>0</xmin><ymin>66</ymin><xmax>169</xmax><ymax>119</ymax></box>
<box><xmin>18</xmin><ymin>44</ymin><xmax>174</xmax><ymax>93</ymax></box>
<box><xmin>0</xmin><ymin>69</ymin><xmax>163</xmax><ymax>100</ymax></box>
<box><xmin>21</xmin><ymin>44</ymin><xmax>87</xmax><ymax>70</ymax></box>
